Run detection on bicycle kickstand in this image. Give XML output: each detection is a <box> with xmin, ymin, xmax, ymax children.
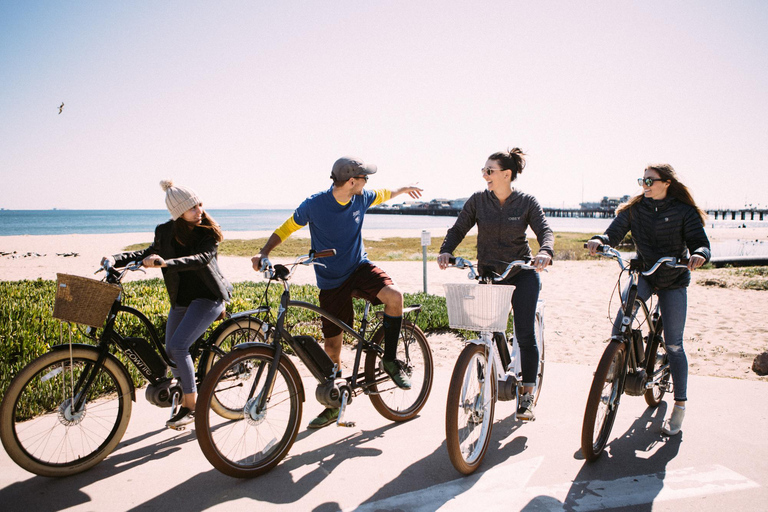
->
<box><xmin>336</xmin><ymin>389</ymin><xmax>355</xmax><ymax>428</ymax></box>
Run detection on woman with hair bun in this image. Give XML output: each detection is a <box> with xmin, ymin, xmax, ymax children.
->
<box><xmin>438</xmin><ymin>148</ymin><xmax>554</xmax><ymax>421</ymax></box>
<box><xmin>102</xmin><ymin>180</ymin><xmax>233</xmax><ymax>428</ymax></box>
<box><xmin>588</xmin><ymin>164</ymin><xmax>710</xmax><ymax>436</ymax></box>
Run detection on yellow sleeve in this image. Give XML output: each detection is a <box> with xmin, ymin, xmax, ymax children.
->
<box><xmin>274</xmin><ymin>215</ymin><xmax>306</xmax><ymax>241</ymax></box>
<box><xmin>371</xmin><ymin>189</ymin><xmax>392</xmax><ymax>207</ymax></box>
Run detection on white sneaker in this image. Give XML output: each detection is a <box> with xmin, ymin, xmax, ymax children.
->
<box><xmin>166</xmin><ymin>406</ymin><xmax>194</xmax><ymax>429</ymax></box>
<box><xmin>661</xmin><ymin>405</ymin><xmax>685</xmax><ymax>436</ymax></box>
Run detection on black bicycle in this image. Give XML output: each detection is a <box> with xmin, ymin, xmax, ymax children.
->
<box><xmin>0</xmin><ymin>260</ymin><xmax>265</xmax><ymax>477</ymax></box>
<box><xmin>195</xmin><ymin>250</ymin><xmax>434</xmax><ymax>478</ymax></box>
<box><xmin>581</xmin><ymin>245</ymin><xmax>688</xmax><ymax>461</ymax></box>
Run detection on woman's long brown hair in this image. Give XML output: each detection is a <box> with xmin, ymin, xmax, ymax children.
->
<box><xmin>173</xmin><ymin>211</ymin><xmax>223</xmax><ymax>246</ymax></box>
<box><xmin>616</xmin><ymin>164</ymin><xmax>707</xmax><ymax>224</ymax></box>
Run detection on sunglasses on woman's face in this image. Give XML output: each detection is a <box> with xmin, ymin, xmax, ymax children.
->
<box><xmin>481</xmin><ymin>167</ymin><xmax>504</xmax><ymax>176</ymax></box>
<box><xmin>638</xmin><ymin>177</ymin><xmax>666</xmax><ymax>187</ymax></box>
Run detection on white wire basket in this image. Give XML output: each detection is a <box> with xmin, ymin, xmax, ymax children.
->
<box><xmin>444</xmin><ymin>283</ymin><xmax>514</xmax><ymax>332</ymax></box>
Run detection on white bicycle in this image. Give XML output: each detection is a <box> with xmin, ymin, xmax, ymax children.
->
<box><xmin>444</xmin><ymin>257</ymin><xmax>545</xmax><ymax>474</ymax></box>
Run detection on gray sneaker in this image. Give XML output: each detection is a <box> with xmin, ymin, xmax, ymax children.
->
<box><xmin>516</xmin><ymin>392</ymin><xmax>536</xmax><ymax>421</ymax></box>
<box><xmin>166</xmin><ymin>406</ymin><xmax>194</xmax><ymax>429</ymax></box>
<box><xmin>661</xmin><ymin>405</ymin><xmax>685</xmax><ymax>436</ymax></box>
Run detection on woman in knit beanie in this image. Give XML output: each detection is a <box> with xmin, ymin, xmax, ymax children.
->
<box><xmin>102</xmin><ymin>180</ymin><xmax>233</xmax><ymax>428</ymax></box>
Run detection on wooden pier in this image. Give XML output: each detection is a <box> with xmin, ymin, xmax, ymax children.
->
<box><xmin>706</xmin><ymin>209</ymin><xmax>767</xmax><ymax>221</ymax></box>
<box><xmin>368</xmin><ymin>206</ymin><xmax>616</xmax><ymax>218</ymax></box>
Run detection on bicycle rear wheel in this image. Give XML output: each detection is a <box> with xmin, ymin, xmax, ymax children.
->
<box><xmin>644</xmin><ymin>335</ymin><xmax>670</xmax><ymax>407</ymax></box>
<box><xmin>445</xmin><ymin>343</ymin><xmax>496</xmax><ymax>475</ymax></box>
<box><xmin>0</xmin><ymin>348</ymin><xmax>132</xmax><ymax>477</ymax></box>
<box><xmin>581</xmin><ymin>340</ymin><xmax>626</xmax><ymax>462</ymax></box>
<box><xmin>195</xmin><ymin>346</ymin><xmax>302</xmax><ymax>478</ymax></box>
<box><xmin>364</xmin><ymin>321</ymin><xmax>433</xmax><ymax>422</ymax></box>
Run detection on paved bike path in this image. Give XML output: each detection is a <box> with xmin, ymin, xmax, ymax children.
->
<box><xmin>0</xmin><ymin>361</ymin><xmax>766</xmax><ymax>511</ymax></box>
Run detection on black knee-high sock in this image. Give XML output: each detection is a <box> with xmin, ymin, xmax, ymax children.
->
<box><xmin>382</xmin><ymin>314</ymin><xmax>402</xmax><ymax>362</ymax></box>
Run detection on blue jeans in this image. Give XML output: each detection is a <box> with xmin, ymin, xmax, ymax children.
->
<box><xmin>166</xmin><ymin>298</ymin><xmax>225</xmax><ymax>394</ymax></box>
<box><xmin>498</xmin><ymin>269</ymin><xmax>540</xmax><ymax>387</ymax></box>
<box><xmin>612</xmin><ymin>276</ymin><xmax>688</xmax><ymax>402</ymax></box>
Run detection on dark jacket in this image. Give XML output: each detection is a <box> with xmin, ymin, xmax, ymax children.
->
<box><xmin>595</xmin><ymin>196</ymin><xmax>711</xmax><ymax>290</ymax></box>
<box><xmin>113</xmin><ymin>220</ymin><xmax>232</xmax><ymax>307</ymax></box>
<box><xmin>440</xmin><ymin>189</ymin><xmax>554</xmax><ymax>279</ymax></box>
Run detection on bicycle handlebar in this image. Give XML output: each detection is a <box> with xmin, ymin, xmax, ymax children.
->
<box><xmin>447</xmin><ymin>256</ymin><xmax>536</xmax><ymax>283</ymax></box>
<box><xmin>263</xmin><ymin>249</ymin><xmax>337</xmax><ymax>281</ymax></box>
<box><xmin>584</xmin><ymin>243</ymin><xmax>689</xmax><ymax>275</ymax></box>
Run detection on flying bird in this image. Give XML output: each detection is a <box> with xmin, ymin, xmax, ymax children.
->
<box><xmin>58</xmin><ymin>102</ymin><xmax>64</xmax><ymax>114</ymax></box>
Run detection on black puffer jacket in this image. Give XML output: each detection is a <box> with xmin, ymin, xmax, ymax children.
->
<box><xmin>112</xmin><ymin>220</ymin><xmax>232</xmax><ymax>307</ymax></box>
<box><xmin>595</xmin><ymin>196</ymin><xmax>711</xmax><ymax>290</ymax></box>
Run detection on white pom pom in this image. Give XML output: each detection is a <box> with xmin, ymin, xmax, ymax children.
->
<box><xmin>160</xmin><ymin>180</ymin><xmax>174</xmax><ymax>192</ymax></box>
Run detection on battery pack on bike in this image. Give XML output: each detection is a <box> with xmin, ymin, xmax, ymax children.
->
<box><xmin>121</xmin><ymin>337</ymin><xmax>167</xmax><ymax>378</ymax></box>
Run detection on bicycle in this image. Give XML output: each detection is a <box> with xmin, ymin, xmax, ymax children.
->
<box><xmin>444</xmin><ymin>257</ymin><xmax>545</xmax><ymax>475</ymax></box>
<box><xmin>194</xmin><ymin>249</ymin><xmax>434</xmax><ymax>478</ymax></box>
<box><xmin>0</xmin><ymin>260</ymin><xmax>266</xmax><ymax>477</ymax></box>
<box><xmin>580</xmin><ymin>244</ymin><xmax>688</xmax><ymax>461</ymax></box>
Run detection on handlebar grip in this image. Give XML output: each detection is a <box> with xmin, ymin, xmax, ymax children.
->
<box><xmin>448</xmin><ymin>257</ymin><xmax>456</xmax><ymax>265</ymax></box>
<box><xmin>313</xmin><ymin>249</ymin><xmax>336</xmax><ymax>259</ymax></box>
<box><xmin>584</xmin><ymin>242</ymin><xmax>607</xmax><ymax>252</ymax></box>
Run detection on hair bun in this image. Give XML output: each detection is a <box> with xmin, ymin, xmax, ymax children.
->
<box><xmin>160</xmin><ymin>180</ymin><xmax>174</xmax><ymax>192</ymax></box>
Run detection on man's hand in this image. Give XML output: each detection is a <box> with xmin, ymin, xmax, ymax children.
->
<box><xmin>586</xmin><ymin>239</ymin><xmax>603</xmax><ymax>256</ymax></box>
<box><xmin>252</xmin><ymin>254</ymin><xmax>271</xmax><ymax>272</ymax></box>
<box><xmin>142</xmin><ymin>255</ymin><xmax>166</xmax><ymax>268</ymax></box>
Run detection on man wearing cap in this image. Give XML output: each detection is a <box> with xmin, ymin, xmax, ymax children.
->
<box><xmin>252</xmin><ymin>156</ymin><xmax>423</xmax><ymax>429</ymax></box>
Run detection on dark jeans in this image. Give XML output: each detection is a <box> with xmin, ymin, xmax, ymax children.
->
<box><xmin>497</xmin><ymin>269</ymin><xmax>540</xmax><ymax>387</ymax></box>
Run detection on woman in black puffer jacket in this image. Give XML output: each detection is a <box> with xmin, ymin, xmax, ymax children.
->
<box><xmin>588</xmin><ymin>164</ymin><xmax>710</xmax><ymax>437</ymax></box>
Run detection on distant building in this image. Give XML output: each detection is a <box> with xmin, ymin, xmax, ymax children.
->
<box><xmin>581</xmin><ymin>195</ymin><xmax>630</xmax><ymax>211</ymax></box>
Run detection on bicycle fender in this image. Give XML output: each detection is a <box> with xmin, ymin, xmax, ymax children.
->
<box><xmin>50</xmin><ymin>343</ymin><xmax>137</xmax><ymax>402</ymax></box>
<box><xmin>231</xmin><ymin>342</ymin><xmax>306</xmax><ymax>403</ymax></box>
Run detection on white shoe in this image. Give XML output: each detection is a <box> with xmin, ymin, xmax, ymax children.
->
<box><xmin>661</xmin><ymin>405</ymin><xmax>685</xmax><ymax>436</ymax></box>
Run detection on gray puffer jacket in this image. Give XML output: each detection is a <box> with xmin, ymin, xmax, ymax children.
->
<box><xmin>440</xmin><ymin>189</ymin><xmax>554</xmax><ymax>279</ymax></box>
<box><xmin>595</xmin><ymin>196</ymin><xmax>711</xmax><ymax>290</ymax></box>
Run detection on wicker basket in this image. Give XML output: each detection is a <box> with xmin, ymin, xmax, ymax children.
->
<box><xmin>53</xmin><ymin>274</ymin><xmax>121</xmax><ymax>327</ymax></box>
<box><xmin>444</xmin><ymin>282</ymin><xmax>514</xmax><ymax>332</ymax></box>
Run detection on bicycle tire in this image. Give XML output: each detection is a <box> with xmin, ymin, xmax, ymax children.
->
<box><xmin>533</xmin><ymin>310</ymin><xmax>545</xmax><ymax>404</ymax></box>
<box><xmin>445</xmin><ymin>343</ymin><xmax>496</xmax><ymax>475</ymax></box>
<box><xmin>364</xmin><ymin>320</ymin><xmax>433</xmax><ymax>422</ymax></box>
<box><xmin>644</xmin><ymin>335</ymin><xmax>669</xmax><ymax>407</ymax></box>
<box><xmin>0</xmin><ymin>348</ymin><xmax>132</xmax><ymax>477</ymax></box>
<box><xmin>581</xmin><ymin>340</ymin><xmax>626</xmax><ymax>462</ymax></box>
<box><xmin>204</xmin><ymin>317</ymin><xmax>266</xmax><ymax>420</ymax></box>
<box><xmin>195</xmin><ymin>346</ymin><xmax>302</xmax><ymax>478</ymax></box>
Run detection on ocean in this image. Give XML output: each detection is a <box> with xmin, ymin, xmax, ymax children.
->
<box><xmin>1</xmin><ymin>209</ymin><xmax>766</xmax><ymax>256</ymax></box>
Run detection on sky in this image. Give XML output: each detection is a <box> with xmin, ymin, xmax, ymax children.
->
<box><xmin>1</xmin><ymin>1</ymin><xmax>767</xmax><ymax>211</ymax></box>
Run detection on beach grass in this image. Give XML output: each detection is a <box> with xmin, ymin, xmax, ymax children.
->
<box><xmin>125</xmin><ymin>231</ymin><xmax>601</xmax><ymax>261</ymax></box>
<box><xmin>0</xmin><ymin>279</ymin><xmax>458</xmax><ymax>409</ymax></box>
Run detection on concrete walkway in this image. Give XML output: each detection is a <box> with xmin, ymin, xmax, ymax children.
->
<box><xmin>1</xmin><ymin>361</ymin><xmax>766</xmax><ymax>511</ymax></box>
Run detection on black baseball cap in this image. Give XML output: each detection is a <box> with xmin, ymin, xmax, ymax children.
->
<box><xmin>330</xmin><ymin>156</ymin><xmax>378</xmax><ymax>181</ymax></box>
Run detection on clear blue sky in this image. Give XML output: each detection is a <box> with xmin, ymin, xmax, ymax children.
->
<box><xmin>1</xmin><ymin>1</ymin><xmax>766</xmax><ymax>210</ymax></box>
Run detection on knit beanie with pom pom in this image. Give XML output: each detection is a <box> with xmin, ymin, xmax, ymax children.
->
<box><xmin>160</xmin><ymin>180</ymin><xmax>201</xmax><ymax>220</ymax></box>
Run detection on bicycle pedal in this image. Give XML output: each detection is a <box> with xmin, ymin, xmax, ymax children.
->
<box><xmin>337</xmin><ymin>421</ymin><xmax>356</xmax><ymax>428</ymax></box>
<box><xmin>167</xmin><ymin>425</ymin><xmax>186</xmax><ymax>431</ymax></box>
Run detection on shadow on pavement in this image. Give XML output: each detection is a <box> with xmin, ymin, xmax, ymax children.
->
<box><xmin>524</xmin><ymin>402</ymin><xmax>683</xmax><ymax>511</ymax></box>
<box><xmin>0</xmin><ymin>426</ymin><xmax>192</xmax><ymax>512</ymax></box>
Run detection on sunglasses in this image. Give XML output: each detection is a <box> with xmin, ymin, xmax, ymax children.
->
<box><xmin>481</xmin><ymin>167</ymin><xmax>504</xmax><ymax>176</ymax></box>
<box><xmin>353</xmin><ymin>175</ymin><xmax>369</xmax><ymax>182</ymax></box>
<box><xmin>638</xmin><ymin>177</ymin><xmax>666</xmax><ymax>187</ymax></box>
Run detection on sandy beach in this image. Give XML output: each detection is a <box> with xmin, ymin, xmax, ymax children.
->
<box><xmin>1</xmin><ymin>228</ymin><xmax>767</xmax><ymax>383</ymax></box>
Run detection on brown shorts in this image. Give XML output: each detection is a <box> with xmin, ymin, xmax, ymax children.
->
<box><xmin>318</xmin><ymin>262</ymin><xmax>394</xmax><ymax>338</ymax></box>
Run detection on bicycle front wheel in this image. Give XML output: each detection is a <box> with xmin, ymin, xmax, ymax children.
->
<box><xmin>533</xmin><ymin>310</ymin><xmax>545</xmax><ymax>403</ymax></box>
<box><xmin>581</xmin><ymin>340</ymin><xmax>626</xmax><ymax>462</ymax></box>
<box><xmin>364</xmin><ymin>320</ymin><xmax>433</xmax><ymax>422</ymax></box>
<box><xmin>195</xmin><ymin>346</ymin><xmax>302</xmax><ymax>478</ymax></box>
<box><xmin>644</xmin><ymin>335</ymin><xmax>670</xmax><ymax>407</ymax></box>
<box><xmin>445</xmin><ymin>343</ymin><xmax>496</xmax><ymax>475</ymax></box>
<box><xmin>204</xmin><ymin>317</ymin><xmax>267</xmax><ymax>420</ymax></box>
<box><xmin>0</xmin><ymin>348</ymin><xmax>132</xmax><ymax>477</ymax></box>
